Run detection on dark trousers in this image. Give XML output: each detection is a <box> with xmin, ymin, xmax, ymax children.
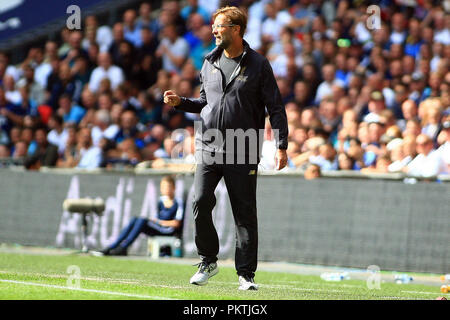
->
<box><xmin>108</xmin><ymin>217</ymin><xmax>175</xmax><ymax>250</ymax></box>
<box><xmin>193</xmin><ymin>154</ymin><xmax>258</xmax><ymax>278</ymax></box>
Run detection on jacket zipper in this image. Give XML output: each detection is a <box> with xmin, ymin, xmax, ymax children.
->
<box><xmin>211</xmin><ymin>50</ymin><xmax>247</xmax><ymax>152</ymax></box>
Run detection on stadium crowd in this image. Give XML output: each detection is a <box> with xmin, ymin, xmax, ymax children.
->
<box><xmin>0</xmin><ymin>0</ymin><xmax>449</xmax><ymax>178</ymax></box>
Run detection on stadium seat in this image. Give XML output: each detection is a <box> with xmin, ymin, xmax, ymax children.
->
<box><xmin>147</xmin><ymin>236</ymin><xmax>182</xmax><ymax>259</ymax></box>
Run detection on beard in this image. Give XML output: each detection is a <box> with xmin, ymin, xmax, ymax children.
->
<box><xmin>216</xmin><ymin>34</ymin><xmax>231</xmax><ymax>49</ymax></box>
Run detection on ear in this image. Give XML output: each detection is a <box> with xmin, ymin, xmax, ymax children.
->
<box><xmin>234</xmin><ymin>25</ymin><xmax>241</xmax><ymax>36</ymax></box>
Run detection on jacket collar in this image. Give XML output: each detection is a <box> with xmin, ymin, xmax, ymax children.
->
<box><xmin>205</xmin><ymin>39</ymin><xmax>250</xmax><ymax>64</ymax></box>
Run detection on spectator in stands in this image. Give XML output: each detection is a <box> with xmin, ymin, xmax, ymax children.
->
<box><xmin>386</xmin><ymin>138</ymin><xmax>410</xmax><ymax>173</ymax></box>
<box><xmin>404</xmin><ymin>133</ymin><xmax>448</xmax><ymax>178</ymax></box>
<box><xmin>114</xmin><ymin>40</ymin><xmax>137</xmax><ymax>80</ymax></box>
<box><xmin>88</xmin><ymin>52</ymin><xmax>125</xmax><ymax>93</ymax></box>
<box><xmin>32</xmin><ymin>47</ymin><xmax>53</xmax><ymax>90</ymax></box>
<box><xmin>58</xmin><ymin>28</ymin><xmax>71</xmax><ymax>58</ymax></box>
<box><xmin>190</xmin><ymin>25</ymin><xmax>215</xmax><ymax>71</ymax></box>
<box><xmin>363</xmin><ymin>91</ymin><xmax>386</xmax><ymax>123</ymax></box>
<box><xmin>397</xmin><ymin>99</ymin><xmax>418</xmax><ymax>131</ymax></box>
<box><xmin>3</xmin><ymin>75</ymin><xmax>21</xmax><ymax>105</ymax></box>
<box><xmin>136</xmin><ymin>2</ymin><xmax>159</xmax><ymax>34</ymax></box>
<box><xmin>431</xmin><ymin>10</ymin><xmax>450</xmax><ymax>45</ymax></box>
<box><xmin>57</xmin><ymin>124</ymin><xmax>78</xmax><ymax>168</ymax></box>
<box><xmin>47</xmin><ymin>114</ymin><xmax>68</xmax><ymax>155</ymax></box>
<box><xmin>161</xmin><ymin>0</ymin><xmax>187</xmax><ymax>36</ymax></box>
<box><xmin>0</xmin><ymin>130</ymin><xmax>8</xmax><ymax>147</ymax></box>
<box><xmin>97</xmin><ymin>175</ymin><xmax>183</xmax><ymax>256</ymax></box>
<box><xmin>436</xmin><ymin>119</ymin><xmax>450</xmax><ymax>173</ymax></box>
<box><xmin>87</xmin><ymin>42</ymin><xmax>100</xmax><ymax>70</ymax></box>
<box><xmin>156</xmin><ymin>24</ymin><xmax>190</xmax><ymax>74</ymax></box>
<box><xmin>82</xmin><ymin>25</ymin><xmax>98</xmax><ymax>54</ymax></box>
<box><xmin>291</xmin><ymin>80</ymin><xmax>313</xmax><ymax>110</ymax></box>
<box><xmin>184</xmin><ymin>12</ymin><xmax>206</xmax><ymax>51</ymax></box>
<box><xmin>261</xmin><ymin>0</ymin><xmax>292</xmax><ymax>45</ymax></box>
<box><xmin>8</xmin><ymin>126</ymin><xmax>22</xmax><ymax>153</ymax></box>
<box><xmin>24</xmin><ymin>126</ymin><xmax>58</xmax><ymax>169</ymax></box>
<box><xmin>134</xmin><ymin>52</ymin><xmax>161</xmax><ymax>91</ymax></box>
<box><xmin>420</xmin><ymin>98</ymin><xmax>443</xmax><ymax>140</ymax></box>
<box><xmin>62</xmin><ymin>31</ymin><xmax>88</xmax><ymax>68</ymax></box>
<box><xmin>46</xmin><ymin>62</ymin><xmax>81</xmax><ymax>109</ymax></box>
<box><xmin>16</xmin><ymin>64</ymin><xmax>45</xmax><ymax>106</ymax></box>
<box><xmin>142</xmin><ymin>124</ymin><xmax>167</xmax><ymax>161</ymax></box>
<box><xmin>361</xmin><ymin>155</ymin><xmax>391</xmax><ymax>173</ymax></box>
<box><xmin>181</xmin><ymin>0</ymin><xmax>210</xmax><ymax>23</ymax></box>
<box><xmin>0</xmin><ymin>52</ymin><xmax>20</xmax><ymax>83</ymax></box>
<box><xmin>138</xmin><ymin>26</ymin><xmax>159</xmax><ymax>59</ymax></box>
<box><xmin>71</xmin><ymin>55</ymin><xmax>92</xmax><ymax>88</ymax></box>
<box><xmin>346</xmin><ymin>141</ymin><xmax>365</xmax><ymax>170</ymax></box>
<box><xmin>267</xmin><ymin>25</ymin><xmax>302</xmax><ymax>62</ymax></box>
<box><xmin>137</xmin><ymin>92</ymin><xmax>162</xmax><ymax>126</ymax></box>
<box><xmin>78</xmin><ymin>88</ymin><xmax>98</xmax><ymax>126</ymax></box>
<box><xmin>123</xmin><ymin>9</ymin><xmax>143</xmax><ymax>48</ymax></box>
<box><xmin>314</xmin><ymin>64</ymin><xmax>345</xmax><ymax>105</ymax></box>
<box><xmin>309</xmin><ymin>142</ymin><xmax>337</xmax><ymax>171</ymax></box>
<box><xmin>56</xmin><ymin>93</ymin><xmax>85</xmax><ymax>125</ymax></box>
<box><xmin>12</xmin><ymin>140</ymin><xmax>28</xmax><ymax>160</ymax></box>
<box><xmin>0</xmin><ymin>86</ymin><xmax>25</xmax><ymax>138</ymax></box>
<box><xmin>108</xmin><ymin>137</ymin><xmax>142</xmax><ymax>167</ymax></box>
<box><xmin>113</xmin><ymin>108</ymin><xmax>144</xmax><ymax>149</ymax></box>
<box><xmin>108</xmin><ymin>22</ymin><xmax>126</xmax><ymax>66</ymax></box>
<box><xmin>0</xmin><ymin>143</ymin><xmax>9</xmax><ymax>158</ymax></box>
<box><xmin>304</xmin><ymin>162</ymin><xmax>321</xmax><ymax>180</ymax></box>
<box><xmin>318</xmin><ymin>97</ymin><xmax>340</xmax><ymax>136</ymax></box>
<box><xmin>271</xmin><ymin>41</ymin><xmax>303</xmax><ymax>79</ymax></box>
<box><xmin>17</xmin><ymin>85</ymin><xmax>38</xmax><ymax>121</ymax></box>
<box><xmin>76</xmin><ymin>127</ymin><xmax>103</xmax><ymax>169</ymax></box>
<box><xmin>91</xmin><ymin>109</ymin><xmax>119</xmax><ymax>147</ymax></box>
<box><xmin>83</xmin><ymin>15</ymin><xmax>113</xmax><ymax>53</ymax></box>
<box><xmin>0</xmin><ymin>0</ymin><xmax>449</xmax><ymax>179</ymax></box>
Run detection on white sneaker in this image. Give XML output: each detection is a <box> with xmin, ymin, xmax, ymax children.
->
<box><xmin>190</xmin><ymin>262</ymin><xmax>219</xmax><ymax>286</ymax></box>
<box><xmin>238</xmin><ymin>275</ymin><xmax>259</xmax><ymax>290</ymax></box>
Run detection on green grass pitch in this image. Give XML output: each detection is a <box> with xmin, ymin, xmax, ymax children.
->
<box><xmin>0</xmin><ymin>252</ymin><xmax>446</xmax><ymax>300</ymax></box>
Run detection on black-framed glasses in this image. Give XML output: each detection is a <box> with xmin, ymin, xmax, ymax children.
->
<box><xmin>211</xmin><ymin>24</ymin><xmax>236</xmax><ymax>30</ymax></box>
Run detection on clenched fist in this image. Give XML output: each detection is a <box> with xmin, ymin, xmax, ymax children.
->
<box><xmin>163</xmin><ymin>90</ymin><xmax>181</xmax><ymax>107</ymax></box>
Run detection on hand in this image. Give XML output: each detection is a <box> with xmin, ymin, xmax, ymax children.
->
<box><xmin>275</xmin><ymin>149</ymin><xmax>288</xmax><ymax>170</ymax></box>
<box><xmin>163</xmin><ymin>90</ymin><xmax>181</xmax><ymax>107</ymax></box>
<box><xmin>156</xmin><ymin>45</ymin><xmax>167</xmax><ymax>57</ymax></box>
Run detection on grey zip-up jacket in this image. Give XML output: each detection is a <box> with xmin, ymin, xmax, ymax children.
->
<box><xmin>176</xmin><ymin>40</ymin><xmax>288</xmax><ymax>160</ymax></box>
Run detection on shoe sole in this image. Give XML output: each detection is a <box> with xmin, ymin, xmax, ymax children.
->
<box><xmin>90</xmin><ymin>251</ymin><xmax>105</xmax><ymax>257</ymax></box>
<box><xmin>238</xmin><ymin>285</ymin><xmax>258</xmax><ymax>291</ymax></box>
<box><xmin>190</xmin><ymin>268</ymin><xmax>219</xmax><ymax>286</ymax></box>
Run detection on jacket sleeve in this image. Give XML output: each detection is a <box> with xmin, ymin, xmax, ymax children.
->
<box><xmin>174</xmin><ymin>65</ymin><xmax>207</xmax><ymax>114</ymax></box>
<box><xmin>261</xmin><ymin>58</ymin><xmax>289</xmax><ymax>150</ymax></box>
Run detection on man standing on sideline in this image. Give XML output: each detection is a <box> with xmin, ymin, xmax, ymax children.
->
<box><xmin>164</xmin><ymin>6</ymin><xmax>288</xmax><ymax>290</ymax></box>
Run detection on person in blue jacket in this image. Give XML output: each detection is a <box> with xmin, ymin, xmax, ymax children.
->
<box><xmin>98</xmin><ymin>175</ymin><xmax>183</xmax><ymax>256</ymax></box>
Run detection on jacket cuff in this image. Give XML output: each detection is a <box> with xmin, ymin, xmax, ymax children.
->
<box><xmin>277</xmin><ymin>141</ymin><xmax>288</xmax><ymax>150</ymax></box>
<box><xmin>174</xmin><ymin>97</ymin><xmax>185</xmax><ymax>109</ymax></box>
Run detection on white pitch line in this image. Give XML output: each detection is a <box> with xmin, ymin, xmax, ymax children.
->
<box><xmin>402</xmin><ymin>290</ymin><xmax>449</xmax><ymax>296</ymax></box>
<box><xmin>0</xmin><ymin>279</ymin><xmax>178</xmax><ymax>300</ymax></box>
<box><xmin>0</xmin><ymin>270</ymin><xmax>188</xmax><ymax>290</ymax></box>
